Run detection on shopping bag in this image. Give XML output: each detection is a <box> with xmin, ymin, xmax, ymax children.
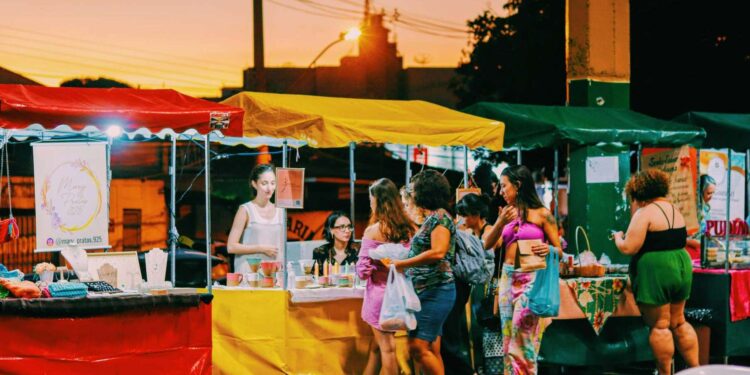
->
<box><xmin>399</xmin><ymin>272</ymin><xmax>421</xmax><ymax>312</ymax></box>
<box><xmin>528</xmin><ymin>247</ymin><xmax>560</xmax><ymax>317</ymax></box>
<box><xmin>379</xmin><ymin>265</ymin><xmax>417</xmax><ymax>331</ymax></box>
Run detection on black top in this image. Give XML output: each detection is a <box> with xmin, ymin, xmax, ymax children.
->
<box><xmin>640</xmin><ymin>202</ymin><xmax>687</xmax><ymax>253</ymax></box>
<box><xmin>312</xmin><ymin>242</ymin><xmax>360</xmax><ymax>276</ymax></box>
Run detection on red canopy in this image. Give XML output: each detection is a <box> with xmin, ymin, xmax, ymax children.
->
<box><xmin>0</xmin><ymin>85</ymin><xmax>243</xmax><ymax>136</ymax></box>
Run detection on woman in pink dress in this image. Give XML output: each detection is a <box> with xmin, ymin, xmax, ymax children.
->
<box><xmin>357</xmin><ymin>178</ymin><xmax>416</xmax><ymax>375</ymax></box>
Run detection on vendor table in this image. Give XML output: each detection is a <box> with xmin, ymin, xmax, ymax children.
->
<box><xmin>540</xmin><ymin>277</ymin><xmax>652</xmax><ymax>366</ymax></box>
<box><xmin>211</xmin><ymin>288</ymin><xmax>411</xmax><ymax>374</ymax></box>
<box><xmin>688</xmin><ymin>269</ymin><xmax>750</xmax><ymax>358</ymax></box>
<box><xmin>0</xmin><ymin>293</ymin><xmax>212</xmax><ymax>374</ymax></box>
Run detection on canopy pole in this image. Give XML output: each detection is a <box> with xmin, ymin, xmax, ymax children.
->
<box><xmin>170</xmin><ymin>136</ymin><xmax>177</xmax><ymax>286</ymax></box>
<box><xmin>463</xmin><ymin>146</ymin><xmax>469</xmax><ymax>187</ymax></box>
<box><xmin>637</xmin><ymin>144</ymin><xmax>642</xmax><ymax>171</ymax></box>
<box><xmin>747</xmin><ymin>150</ymin><xmax>750</xmax><ymax>220</ymax></box>
<box><xmin>725</xmin><ymin>148</ymin><xmax>732</xmax><ymax>273</ymax></box>
<box><xmin>205</xmin><ymin>132</ymin><xmax>213</xmax><ymax>292</ymax></box>
<box><xmin>553</xmin><ymin>147</ymin><xmax>559</xmax><ymax>220</ymax></box>
<box><xmin>349</xmin><ymin>142</ymin><xmax>356</xmax><ymax>240</ymax></box>
<box><xmin>105</xmin><ymin>136</ymin><xmax>112</xmax><ymax>254</ymax></box>
<box><xmin>282</xmin><ymin>140</ymin><xmax>289</xmax><ymax>289</ymax></box>
<box><xmin>405</xmin><ymin>145</ymin><xmax>412</xmax><ymax>184</ymax></box>
<box><xmin>516</xmin><ymin>149</ymin><xmax>522</xmax><ymax>165</ymax></box>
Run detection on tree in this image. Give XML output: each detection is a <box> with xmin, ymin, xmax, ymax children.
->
<box><xmin>60</xmin><ymin>77</ymin><xmax>131</xmax><ymax>88</ymax></box>
<box><xmin>452</xmin><ymin>0</ymin><xmax>566</xmax><ymax>109</ymax></box>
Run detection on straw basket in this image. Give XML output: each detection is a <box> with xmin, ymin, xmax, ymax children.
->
<box><xmin>574</xmin><ymin>226</ymin><xmax>606</xmax><ymax>277</ymax></box>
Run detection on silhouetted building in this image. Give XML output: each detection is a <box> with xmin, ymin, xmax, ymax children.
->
<box><xmin>0</xmin><ymin>67</ymin><xmax>43</xmax><ymax>85</ymax></box>
<box><xmin>238</xmin><ymin>13</ymin><xmax>459</xmax><ymax>107</ymax></box>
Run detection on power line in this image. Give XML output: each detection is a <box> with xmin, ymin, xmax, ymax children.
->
<box><xmin>266</xmin><ymin>0</ymin><xmax>356</xmax><ymax>21</ymax></box>
<box><xmin>0</xmin><ymin>25</ymin><xmax>242</xmax><ymax>74</ymax></box>
<box><xmin>0</xmin><ymin>30</ymin><xmax>240</xmax><ymax>77</ymax></box>
<box><xmin>0</xmin><ymin>48</ymin><xmax>224</xmax><ymax>88</ymax></box>
<box><xmin>0</xmin><ymin>40</ymin><xmax>235</xmax><ymax>84</ymax></box>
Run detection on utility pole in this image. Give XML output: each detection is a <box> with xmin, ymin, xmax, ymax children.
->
<box><xmin>253</xmin><ymin>0</ymin><xmax>267</xmax><ymax>91</ymax></box>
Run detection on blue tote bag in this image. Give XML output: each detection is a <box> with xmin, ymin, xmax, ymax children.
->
<box><xmin>529</xmin><ymin>247</ymin><xmax>560</xmax><ymax>317</ymax></box>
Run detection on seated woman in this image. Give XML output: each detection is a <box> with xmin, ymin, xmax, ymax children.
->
<box><xmin>312</xmin><ymin>211</ymin><xmax>359</xmax><ymax>275</ymax></box>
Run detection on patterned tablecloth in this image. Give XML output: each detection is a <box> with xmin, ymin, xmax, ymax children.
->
<box><xmin>564</xmin><ymin>275</ymin><xmax>629</xmax><ymax>334</ymax></box>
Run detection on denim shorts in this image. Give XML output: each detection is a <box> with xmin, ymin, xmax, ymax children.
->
<box><xmin>408</xmin><ymin>282</ymin><xmax>457</xmax><ymax>342</ymax></box>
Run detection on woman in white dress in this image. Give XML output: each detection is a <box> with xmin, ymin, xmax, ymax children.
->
<box><xmin>227</xmin><ymin>164</ymin><xmax>284</xmax><ymax>273</ymax></box>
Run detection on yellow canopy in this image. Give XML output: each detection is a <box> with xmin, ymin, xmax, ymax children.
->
<box><xmin>221</xmin><ymin>92</ymin><xmax>504</xmax><ymax>150</ymax></box>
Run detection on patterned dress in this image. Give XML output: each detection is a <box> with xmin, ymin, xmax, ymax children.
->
<box><xmin>406</xmin><ymin>210</ymin><xmax>456</xmax><ymax>293</ymax></box>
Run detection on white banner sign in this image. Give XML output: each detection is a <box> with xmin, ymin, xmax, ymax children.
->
<box><xmin>700</xmin><ymin>149</ymin><xmax>746</xmax><ymax>221</ymax></box>
<box><xmin>33</xmin><ymin>142</ymin><xmax>109</xmax><ymax>251</ymax></box>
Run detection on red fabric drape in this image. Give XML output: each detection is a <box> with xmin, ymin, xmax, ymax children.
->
<box><xmin>0</xmin><ymin>303</ymin><xmax>212</xmax><ymax>374</ymax></box>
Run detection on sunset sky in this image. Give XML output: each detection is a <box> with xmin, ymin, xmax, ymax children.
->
<box><xmin>0</xmin><ymin>0</ymin><xmax>497</xmax><ymax>97</ymax></box>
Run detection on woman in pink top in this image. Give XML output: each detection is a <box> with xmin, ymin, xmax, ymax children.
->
<box><xmin>357</xmin><ymin>178</ymin><xmax>416</xmax><ymax>375</ymax></box>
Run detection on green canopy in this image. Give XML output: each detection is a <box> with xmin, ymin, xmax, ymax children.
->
<box><xmin>463</xmin><ymin>102</ymin><xmax>706</xmax><ymax>149</ymax></box>
<box><xmin>674</xmin><ymin>112</ymin><xmax>750</xmax><ymax>150</ymax></box>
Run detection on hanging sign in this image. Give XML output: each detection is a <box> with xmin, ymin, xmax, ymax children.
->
<box><xmin>276</xmin><ymin>168</ymin><xmax>305</xmax><ymax>209</ymax></box>
<box><xmin>641</xmin><ymin>146</ymin><xmax>699</xmax><ymax>234</ymax></box>
<box><xmin>699</xmin><ymin>149</ymin><xmax>746</xmax><ymax>221</ymax></box>
<box><xmin>32</xmin><ymin>142</ymin><xmax>110</xmax><ymax>251</ymax></box>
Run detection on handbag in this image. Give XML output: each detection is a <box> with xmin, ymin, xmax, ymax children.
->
<box><xmin>528</xmin><ymin>247</ymin><xmax>560</xmax><ymax>317</ymax></box>
<box><xmin>0</xmin><ymin>140</ymin><xmax>19</xmax><ymax>244</ymax></box>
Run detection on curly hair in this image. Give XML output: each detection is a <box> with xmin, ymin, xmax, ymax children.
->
<box><xmin>410</xmin><ymin>169</ymin><xmax>452</xmax><ymax>211</ymax></box>
<box><xmin>625</xmin><ymin>169</ymin><xmax>670</xmax><ymax>202</ymax></box>
<box><xmin>369</xmin><ymin>178</ymin><xmax>415</xmax><ymax>243</ymax></box>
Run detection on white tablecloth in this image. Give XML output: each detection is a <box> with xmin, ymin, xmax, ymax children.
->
<box><xmin>289</xmin><ymin>287</ymin><xmax>365</xmax><ymax>303</ymax></box>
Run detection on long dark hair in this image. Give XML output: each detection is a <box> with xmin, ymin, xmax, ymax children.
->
<box><xmin>324</xmin><ymin>211</ymin><xmax>354</xmax><ymax>248</ymax></box>
<box><xmin>369</xmin><ymin>178</ymin><xmax>415</xmax><ymax>243</ymax></box>
<box><xmin>501</xmin><ymin>165</ymin><xmax>544</xmax><ymax>222</ymax></box>
<box><xmin>249</xmin><ymin>163</ymin><xmax>275</xmax><ymax>199</ymax></box>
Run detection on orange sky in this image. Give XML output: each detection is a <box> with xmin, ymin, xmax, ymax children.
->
<box><xmin>0</xmin><ymin>0</ymin><xmax>497</xmax><ymax>97</ymax></box>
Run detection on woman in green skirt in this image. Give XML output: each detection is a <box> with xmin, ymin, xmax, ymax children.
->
<box><xmin>613</xmin><ymin>169</ymin><xmax>699</xmax><ymax>374</ymax></box>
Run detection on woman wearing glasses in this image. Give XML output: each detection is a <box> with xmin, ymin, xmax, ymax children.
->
<box><xmin>312</xmin><ymin>211</ymin><xmax>360</xmax><ymax>276</ymax></box>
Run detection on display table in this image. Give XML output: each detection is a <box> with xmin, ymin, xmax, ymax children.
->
<box><xmin>0</xmin><ymin>293</ymin><xmax>212</xmax><ymax>374</ymax></box>
<box><xmin>541</xmin><ymin>277</ymin><xmax>651</xmax><ymax>366</ymax></box>
<box><xmin>211</xmin><ymin>288</ymin><xmax>411</xmax><ymax>374</ymax></box>
<box><xmin>688</xmin><ymin>269</ymin><xmax>750</xmax><ymax>358</ymax></box>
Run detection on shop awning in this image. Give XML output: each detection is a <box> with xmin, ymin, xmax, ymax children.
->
<box><xmin>221</xmin><ymin>92</ymin><xmax>505</xmax><ymax>150</ymax></box>
<box><xmin>674</xmin><ymin>111</ymin><xmax>750</xmax><ymax>150</ymax></box>
<box><xmin>462</xmin><ymin>102</ymin><xmax>706</xmax><ymax>149</ymax></box>
<box><xmin>0</xmin><ymin>84</ymin><xmax>244</xmax><ymax>137</ymax></box>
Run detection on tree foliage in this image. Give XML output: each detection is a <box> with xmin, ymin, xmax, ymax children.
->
<box><xmin>452</xmin><ymin>0</ymin><xmax>566</xmax><ymax>109</ymax></box>
<box><xmin>60</xmin><ymin>77</ymin><xmax>131</xmax><ymax>88</ymax></box>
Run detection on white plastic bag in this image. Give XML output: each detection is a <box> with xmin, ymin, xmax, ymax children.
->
<box><xmin>370</xmin><ymin>243</ymin><xmax>410</xmax><ymax>260</ymax></box>
<box><xmin>400</xmin><ymin>273</ymin><xmax>421</xmax><ymax>312</ymax></box>
<box><xmin>379</xmin><ymin>265</ymin><xmax>418</xmax><ymax>331</ymax></box>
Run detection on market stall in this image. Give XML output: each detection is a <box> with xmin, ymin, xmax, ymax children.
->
<box><xmin>675</xmin><ymin>111</ymin><xmax>750</xmax><ymax>360</ymax></box>
<box><xmin>462</xmin><ymin>102</ymin><xmax>706</xmax><ymax>367</ymax></box>
<box><xmin>212</xmin><ymin>91</ymin><xmax>505</xmax><ymax>374</ymax></box>
<box><xmin>0</xmin><ymin>84</ymin><xmax>248</xmax><ymax>373</ymax></box>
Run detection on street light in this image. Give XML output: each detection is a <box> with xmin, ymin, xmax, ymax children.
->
<box><xmin>287</xmin><ymin>27</ymin><xmax>362</xmax><ymax>92</ymax></box>
<box><xmin>307</xmin><ymin>27</ymin><xmax>362</xmax><ymax>69</ymax></box>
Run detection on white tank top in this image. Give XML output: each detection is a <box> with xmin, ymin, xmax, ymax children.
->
<box><xmin>234</xmin><ymin>201</ymin><xmax>284</xmax><ymax>273</ymax></box>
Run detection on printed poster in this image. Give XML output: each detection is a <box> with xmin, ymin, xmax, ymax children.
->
<box><xmin>699</xmin><ymin>149</ymin><xmax>746</xmax><ymax>221</ymax></box>
<box><xmin>32</xmin><ymin>142</ymin><xmax>110</xmax><ymax>251</ymax></box>
<box><xmin>642</xmin><ymin>146</ymin><xmax>699</xmax><ymax>234</ymax></box>
<box><xmin>276</xmin><ymin>168</ymin><xmax>305</xmax><ymax>209</ymax></box>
